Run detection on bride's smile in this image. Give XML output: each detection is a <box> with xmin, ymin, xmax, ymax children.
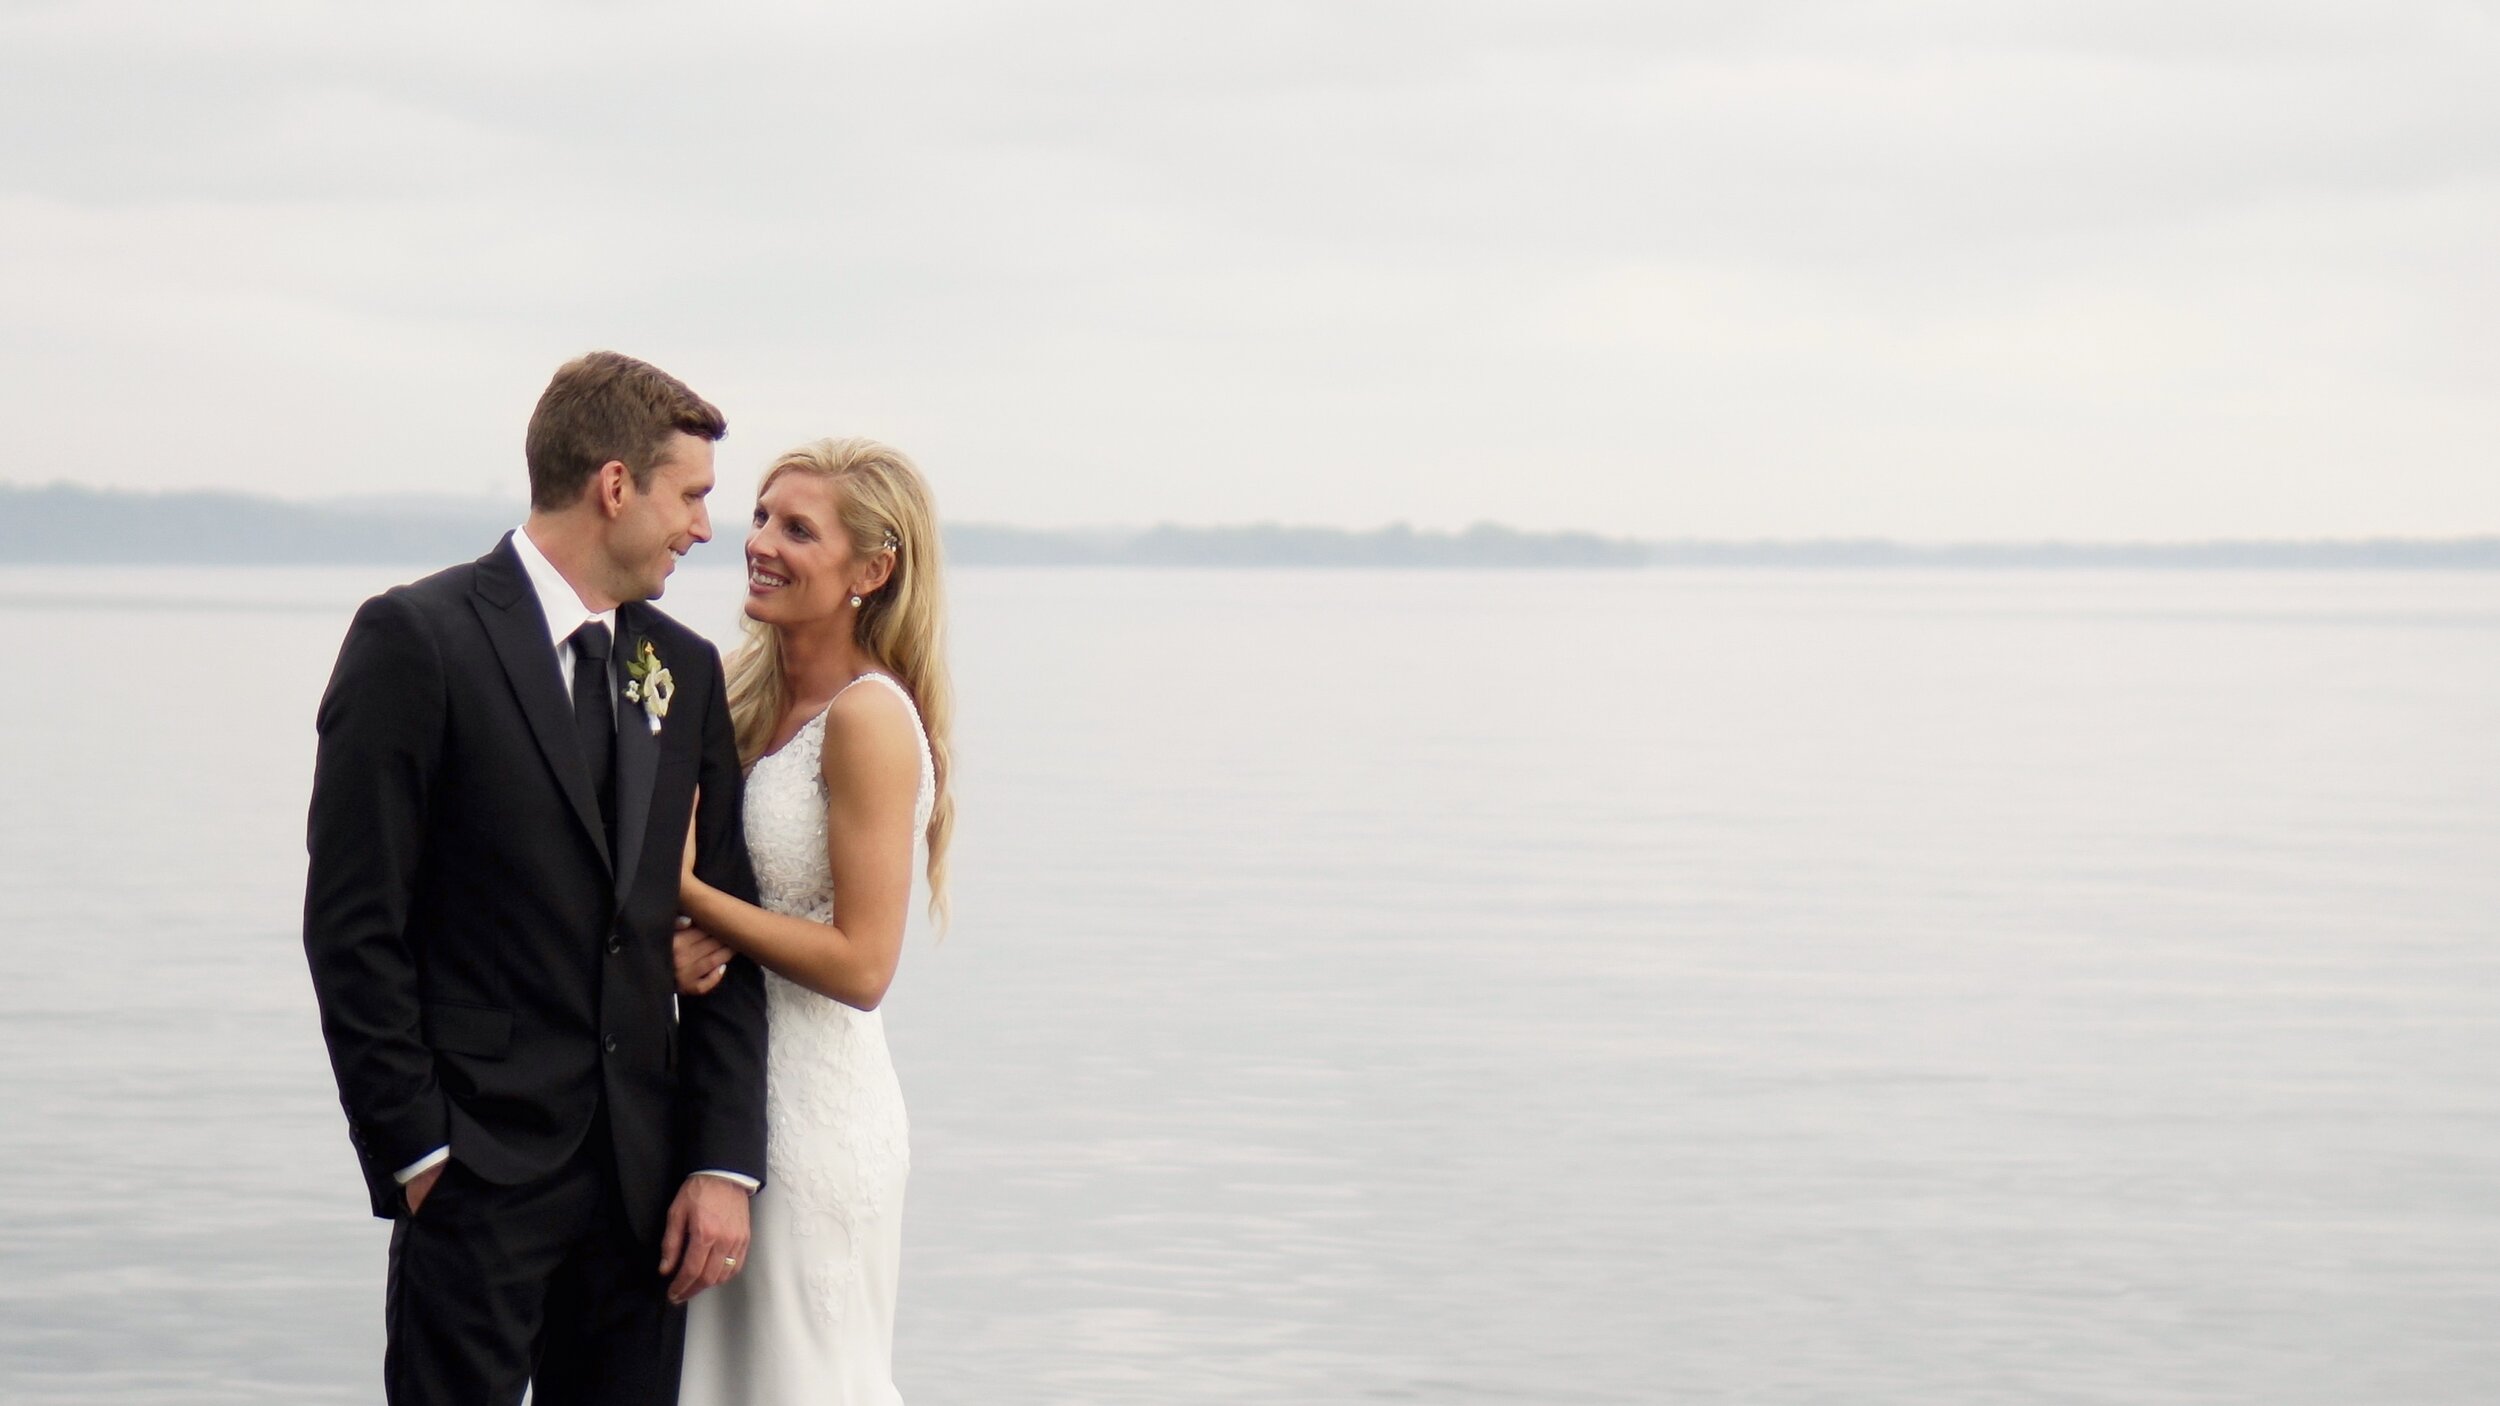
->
<box><xmin>741</xmin><ymin>471</ymin><xmax>889</xmax><ymax>629</ymax></box>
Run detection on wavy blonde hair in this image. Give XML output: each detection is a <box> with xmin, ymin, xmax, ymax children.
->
<box><xmin>725</xmin><ymin>437</ymin><xmax>954</xmax><ymax>925</ymax></box>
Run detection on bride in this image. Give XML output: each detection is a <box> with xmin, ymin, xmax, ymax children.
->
<box><xmin>673</xmin><ymin>437</ymin><xmax>954</xmax><ymax>1405</ymax></box>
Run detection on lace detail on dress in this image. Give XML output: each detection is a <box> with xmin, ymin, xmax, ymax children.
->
<box><xmin>742</xmin><ymin>673</ymin><xmax>935</xmax><ymax>1329</ymax></box>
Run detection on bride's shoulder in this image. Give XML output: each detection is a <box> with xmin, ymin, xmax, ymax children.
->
<box><xmin>817</xmin><ymin>677</ymin><xmax>923</xmax><ymax>790</ymax></box>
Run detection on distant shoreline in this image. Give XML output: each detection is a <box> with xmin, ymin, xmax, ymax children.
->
<box><xmin>4</xmin><ymin>483</ymin><xmax>2494</xmax><ymax>570</ymax></box>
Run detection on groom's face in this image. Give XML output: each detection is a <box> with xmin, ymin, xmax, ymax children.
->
<box><xmin>606</xmin><ymin>431</ymin><xmax>717</xmax><ymax>601</ymax></box>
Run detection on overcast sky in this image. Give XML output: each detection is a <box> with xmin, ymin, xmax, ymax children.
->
<box><xmin>2</xmin><ymin>1</ymin><xmax>2493</xmax><ymax>538</ymax></box>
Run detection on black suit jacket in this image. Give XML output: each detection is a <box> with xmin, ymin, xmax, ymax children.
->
<box><xmin>303</xmin><ymin>535</ymin><xmax>768</xmax><ymax>1243</ymax></box>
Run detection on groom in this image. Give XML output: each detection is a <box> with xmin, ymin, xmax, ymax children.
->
<box><xmin>303</xmin><ymin>351</ymin><xmax>768</xmax><ymax>1405</ymax></box>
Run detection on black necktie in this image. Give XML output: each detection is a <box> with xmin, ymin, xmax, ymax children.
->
<box><xmin>568</xmin><ymin>620</ymin><xmax>616</xmax><ymax>843</ymax></box>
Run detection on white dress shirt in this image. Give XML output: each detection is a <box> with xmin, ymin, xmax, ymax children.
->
<box><xmin>396</xmin><ymin>526</ymin><xmax>756</xmax><ymax>1195</ymax></box>
<box><xmin>511</xmin><ymin>519</ymin><xmax>619</xmax><ymax>700</ymax></box>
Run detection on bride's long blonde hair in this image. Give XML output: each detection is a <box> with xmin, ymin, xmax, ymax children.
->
<box><xmin>725</xmin><ymin>437</ymin><xmax>954</xmax><ymax>925</ymax></box>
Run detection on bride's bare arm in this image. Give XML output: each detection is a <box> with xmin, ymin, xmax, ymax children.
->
<box><xmin>678</xmin><ymin>684</ymin><xmax>922</xmax><ymax>1010</ymax></box>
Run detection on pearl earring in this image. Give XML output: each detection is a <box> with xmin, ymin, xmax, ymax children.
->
<box><xmin>850</xmin><ymin>595</ymin><xmax>863</xmax><ymax>608</ymax></box>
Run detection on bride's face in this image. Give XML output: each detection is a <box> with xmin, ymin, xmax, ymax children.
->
<box><xmin>744</xmin><ymin>472</ymin><xmax>863</xmax><ymax>628</ymax></box>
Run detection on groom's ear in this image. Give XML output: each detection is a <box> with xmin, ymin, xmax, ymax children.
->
<box><xmin>592</xmin><ymin>460</ymin><xmax>633</xmax><ymax>518</ymax></box>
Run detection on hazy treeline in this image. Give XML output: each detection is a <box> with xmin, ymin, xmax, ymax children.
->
<box><xmin>949</xmin><ymin>520</ymin><xmax>1650</xmax><ymax>566</ymax></box>
<box><xmin>1640</xmin><ymin>538</ymin><xmax>2500</xmax><ymax>569</ymax></box>
<box><xmin>4</xmin><ymin>483</ymin><xmax>2494</xmax><ymax>569</ymax></box>
<box><xmin>0</xmin><ymin>484</ymin><xmax>526</xmax><ymax>565</ymax></box>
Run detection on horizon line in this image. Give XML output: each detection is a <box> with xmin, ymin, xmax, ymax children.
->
<box><xmin>2</xmin><ymin>480</ymin><xmax>2493</xmax><ymax>549</ymax></box>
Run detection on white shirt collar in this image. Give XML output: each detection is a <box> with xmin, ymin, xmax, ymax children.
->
<box><xmin>510</xmin><ymin>523</ymin><xmax>617</xmax><ymax>653</ymax></box>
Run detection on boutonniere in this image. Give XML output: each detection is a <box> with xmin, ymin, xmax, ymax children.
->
<box><xmin>622</xmin><ymin>639</ymin><xmax>674</xmax><ymax>734</ymax></box>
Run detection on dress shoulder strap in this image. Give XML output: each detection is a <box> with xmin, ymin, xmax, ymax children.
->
<box><xmin>829</xmin><ymin>671</ymin><xmax>937</xmax><ymax>834</ymax></box>
<box><xmin>832</xmin><ymin>670</ymin><xmax>932</xmax><ymax>756</ymax></box>
<box><xmin>831</xmin><ymin>670</ymin><xmax>914</xmax><ymax>712</ymax></box>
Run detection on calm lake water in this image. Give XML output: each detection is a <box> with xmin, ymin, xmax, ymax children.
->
<box><xmin>1</xmin><ymin>563</ymin><xmax>2496</xmax><ymax>1405</ymax></box>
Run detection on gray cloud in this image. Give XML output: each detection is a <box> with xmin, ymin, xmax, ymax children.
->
<box><xmin>2</xmin><ymin>0</ymin><xmax>2493</xmax><ymax>536</ymax></box>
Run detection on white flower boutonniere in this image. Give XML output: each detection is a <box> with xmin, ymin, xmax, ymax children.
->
<box><xmin>622</xmin><ymin>639</ymin><xmax>673</xmax><ymax>735</ymax></box>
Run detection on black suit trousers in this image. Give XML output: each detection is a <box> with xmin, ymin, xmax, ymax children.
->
<box><xmin>383</xmin><ymin>1110</ymin><xmax>682</xmax><ymax>1406</ymax></box>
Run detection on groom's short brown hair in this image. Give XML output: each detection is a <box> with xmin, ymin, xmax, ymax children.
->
<box><xmin>524</xmin><ymin>351</ymin><xmax>728</xmax><ymax>510</ymax></box>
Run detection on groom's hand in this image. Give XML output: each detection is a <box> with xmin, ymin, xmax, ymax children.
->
<box><xmin>659</xmin><ymin>1174</ymin><xmax>752</xmax><ymax>1305</ymax></box>
<box><xmin>403</xmin><ymin>1163</ymin><xmax>446</xmax><ymax>1215</ymax></box>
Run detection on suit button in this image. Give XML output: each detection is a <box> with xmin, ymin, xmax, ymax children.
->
<box><xmin>606</xmin><ymin>935</ymin><xmax>624</xmax><ymax>955</ymax></box>
<box><xmin>603</xmin><ymin>1035</ymin><xmax>619</xmax><ymax>1054</ymax></box>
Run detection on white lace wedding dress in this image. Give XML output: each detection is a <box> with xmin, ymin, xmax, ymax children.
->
<box><xmin>680</xmin><ymin>673</ymin><xmax>933</xmax><ymax>1406</ymax></box>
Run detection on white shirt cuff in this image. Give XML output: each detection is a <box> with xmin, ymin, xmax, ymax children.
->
<box><xmin>402</xmin><ymin>1152</ymin><xmax>752</xmax><ymax>1192</ymax></box>
<box><xmin>395</xmin><ymin>1146</ymin><xmax>451</xmax><ymax>1184</ymax></box>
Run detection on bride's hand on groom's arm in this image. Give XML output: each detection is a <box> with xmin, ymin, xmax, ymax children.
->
<box><xmin>673</xmin><ymin>786</ymin><xmax>732</xmax><ymax>995</ymax></box>
<box><xmin>673</xmin><ymin>921</ymin><xmax>732</xmax><ymax>997</ymax></box>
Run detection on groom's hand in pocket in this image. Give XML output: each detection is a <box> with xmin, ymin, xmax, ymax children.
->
<box><xmin>403</xmin><ymin>1163</ymin><xmax>447</xmax><ymax>1216</ymax></box>
<box><xmin>659</xmin><ymin>1174</ymin><xmax>752</xmax><ymax>1305</ymax></box>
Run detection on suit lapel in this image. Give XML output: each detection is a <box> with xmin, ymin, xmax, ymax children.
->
<box><xmin>471</xmin><ymin>535</ymin><xmax>613</xmax><ymax>873</ymax></box>
<box><xmin>609</xmin><ymin>605</ymin><xmax>661</xmax><ymax>906</ymax></box>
